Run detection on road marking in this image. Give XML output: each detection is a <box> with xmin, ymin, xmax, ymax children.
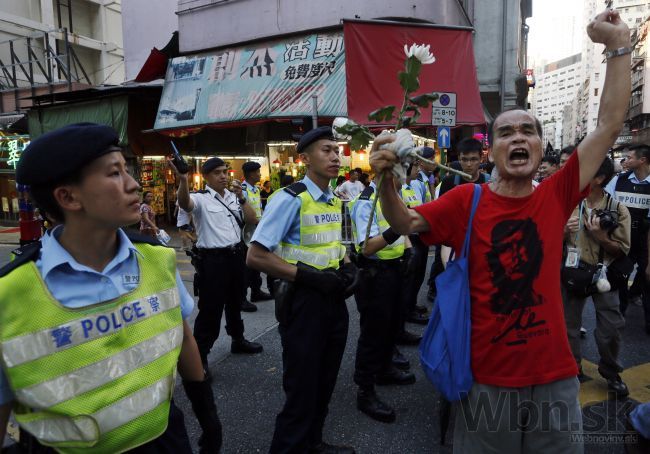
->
<box><xmin>579</xmin><ymin>359</ymin><xmax>650</xmax><ymax>405</ymax></box>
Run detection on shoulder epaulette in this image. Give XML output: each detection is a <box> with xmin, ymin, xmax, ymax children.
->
<box><xmin>283</xmin><ymin>182</ymin><xmax>308</xmax><ymax>197</ymax></box>
<box><xmin>125</xmin><ymin>230</ymin><xmax>163</xmax><ymax>246</ymax></box>
<box><xmin>0</xmin><ymin>241</ymin><xmax>42</xmax><ymax>278</ymax></box>
<box><xmin>359</xmin><ymin>186</ymin><xmax>375</xmax><ymax>200</ymax></box>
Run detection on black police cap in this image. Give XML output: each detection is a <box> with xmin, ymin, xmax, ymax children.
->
<box><xmin>16</xmin><ymin>123</ymin><xmax>120</xmax><ymax>186</ymax></box>
<box><xmin>242</xmin><ymin>161</ymin><xmax>261</xmax><ymax>174</ymax></box>
<box><xmin>201</xmin><ymin>157</ymin><xmax>226</xmax><ymax>174</ymax></box>
<box><xmin>296</xmin><ymin>126</ymin><xmax>336</xmax><ymax>153</ymax></box>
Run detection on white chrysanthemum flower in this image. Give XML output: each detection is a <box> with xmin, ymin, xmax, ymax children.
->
<box><xmin>332</xmin><ymin>117</ymin><xmax>351</xmax><ymax>140</ymax></box>
<box><xmin>403</xmin><ymin>43</ymin><xmax>436</xmax><ymax>64</ymax></box>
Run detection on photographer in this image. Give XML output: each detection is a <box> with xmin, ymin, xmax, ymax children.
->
<box><xmin>563</xmin><ymin>157</ymin><xmax>631</xmax><ymax>396</ymax></box>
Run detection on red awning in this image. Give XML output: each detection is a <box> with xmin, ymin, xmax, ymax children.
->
<box><xmin>343</xmin><ymin>21</ymin><xmax>484</xmax><ymax>127</ymax></box>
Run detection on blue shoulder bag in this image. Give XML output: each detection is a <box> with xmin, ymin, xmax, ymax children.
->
<box><xmin>419</xmin><ymin>184</ymin><xmax>481</xmax><ymax>401</ymax></box>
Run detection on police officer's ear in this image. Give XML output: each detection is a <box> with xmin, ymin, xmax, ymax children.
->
<box><xmin>52</xmin><ymin>184</ymin><xmax>84</xmax><ymax>213</ymax></box>
<box><xmin>299</xmin><ymin>151</ymin><xmax>310</xmax><ymax>167</ymax></box>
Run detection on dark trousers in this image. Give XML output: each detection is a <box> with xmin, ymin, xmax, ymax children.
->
<box><xmin>354</xmin><ymin>259</ymin><xmax>402</xmax><ymax>387</ymax></box>
<box><xmin>270</xmin><ymin>284</ymin><xmax>349</xmax><ymax>453</ymax></box>
<box><xmin>619</xmin><ymin>228</ymin><xmax>650</xmax><ymax>327</ymax></box>
<box><xmin>399</xmin><ymin>235</ymin><xmax>428</xmax><ymax>329</ymax></box>
<box><xmin>13</xmin><ymin>401</ymin><xmax>192</xmax><ymax>454</ymax></box>
<box><xmin>194</xmin><ymin>247</ymin><xmax>246</xmax><ymax>360</ymax></box>
<box><xmin>427</xmin><ymin>245</ymin><xmax>445</xmax><ymax>290</ymax></box>
<box><xmin>247</xmin><ymin>266</ymin><xmax>263</xmax><ymax>294</ymax></box>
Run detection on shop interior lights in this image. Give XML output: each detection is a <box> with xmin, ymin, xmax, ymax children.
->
<box><xmin>273</xmin><ymin>159</ymin><xmax>281</xmax><ymax>168</ymax></box>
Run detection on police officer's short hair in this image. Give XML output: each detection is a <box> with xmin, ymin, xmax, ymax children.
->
<box><xmin>630</xmin><ymin>144</ymin><xmax>650</xmax><ymax>162</ymax></box>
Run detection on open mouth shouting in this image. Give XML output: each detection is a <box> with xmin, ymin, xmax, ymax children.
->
<box><xmin>509</xmin><ymin>148</ymin><xmax>529</xmax><ymax>165</ymax></box>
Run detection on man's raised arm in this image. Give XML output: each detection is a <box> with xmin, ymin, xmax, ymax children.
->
<box><xmin>369</xmin><ymin>135</ymin><xmax>430</xmax><ymax>235</ymax></box>
<box><xmin>578</xmin><ymin>9</ymin><xmax>631</xmax><ymax>189</ymax></box>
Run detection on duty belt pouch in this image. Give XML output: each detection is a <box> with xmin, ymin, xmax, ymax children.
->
<box><xmin>273</xmin><ymin>279</ymin><xmax>295</xmax><ymax>325</ymax></box>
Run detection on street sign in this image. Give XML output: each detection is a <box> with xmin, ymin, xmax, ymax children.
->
<box><xmin>437</xmin><ymin>126</ymin><xmax>451</xmax><ymax>149</ymax></box>
<box><xmin>431</xmin><ymin>92</ymin><xmax>457</xmax><ymax>127</ymax></box>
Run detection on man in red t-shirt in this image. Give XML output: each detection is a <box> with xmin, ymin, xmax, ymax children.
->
<box><xmin>369</xmin><ymin>9</ymin><xmax>630</xmax><ymax>453</ymax></box>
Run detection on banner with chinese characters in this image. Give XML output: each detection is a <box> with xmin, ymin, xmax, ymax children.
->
<box><xmin>155</xmin><ymin>32</ymin><xmax>346</xmax><ymax>129</ymax></box>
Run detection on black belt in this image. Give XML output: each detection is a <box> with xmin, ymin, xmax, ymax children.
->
<box><xmin>198</xmin><ymin>243</ymin><xmax>244</xmax><ymax>255</ymax></box>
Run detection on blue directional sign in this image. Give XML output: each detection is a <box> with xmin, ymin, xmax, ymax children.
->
<box><xmin>437</xmin><ymin>126</ymin><xmax>451</xmax><ymax>149</ymax></box>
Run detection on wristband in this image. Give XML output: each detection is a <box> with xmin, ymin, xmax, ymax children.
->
<box><xmin>605</xmin><ymin>47</ymin><xmax>633</xmax><ymax>60</ymax></box>
<box><xmin>382</xmin><ymin>228</ymin><xmax>401</xmax><ymax>245</ymax></box>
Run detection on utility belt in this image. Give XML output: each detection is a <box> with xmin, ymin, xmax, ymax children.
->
<box><xmin>198</xmin><ymin>242</ymin><xmax>245</xmax><ymax>256</ymax></box>
<box><xmin>357</xmin><ymin>255</ymin><xmax>401</xmax><ymax>270</ymax></box>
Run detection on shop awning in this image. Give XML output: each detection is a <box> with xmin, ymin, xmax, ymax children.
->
<box><xmin>343</xmin><ymin>20</ymin><xmax>485</xmax><ymax>127</ymax></box>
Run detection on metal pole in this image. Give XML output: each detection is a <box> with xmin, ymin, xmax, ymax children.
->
<box><xmin>63</xmin><ymin>28</ymin><xmax>72</xmax><ymax>91</ymax></box>
<box><xmin>311</xmin><ymin>95</ymin><xmax>318</xmax><ymax>129</ymax></box>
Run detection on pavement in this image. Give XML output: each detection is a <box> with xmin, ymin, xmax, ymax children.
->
<box><xmin>1</xmin><ymin>227</ymin><xmax>649</xmax><ymax>453</ymax></box>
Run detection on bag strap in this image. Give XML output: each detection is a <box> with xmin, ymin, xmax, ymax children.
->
<box><xmin>460</xmin><ymin>184</ymin><xmax>482</xmax><ymax>258</ymax></box>
<box><xmin>213</xmin><ymin>193</ymin><xmax>245</xmax><ymax>229</ymax></box>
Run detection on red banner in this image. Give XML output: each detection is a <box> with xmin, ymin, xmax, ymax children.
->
<box><xmin>343</xmin><ymin>22</ymin><xmax>485</xmax><ymax>126</ymax></box>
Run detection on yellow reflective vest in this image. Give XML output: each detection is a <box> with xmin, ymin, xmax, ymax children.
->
<box><xmin>275</xmin><ymin>182</ymin><xmax>346</xmax><ymax>270</ymax></box>
<box><xmin>400</xmin><ymin>184</ymin><xmax>422</xmax><ymax>208</ymax></box>
<box><xmin>0</xmin><ymin>243</ymin><xmax>183</xmax><ymax>453</ymax></box>
<box><xmin>349</xmin><ymin>186</ymin><xmax>404</xmax><ymax>260</ymax></box>
<box><xmin>243</xmin><ymin>181</ymin><xmax>262</xmax><ymax>218</ymax></box>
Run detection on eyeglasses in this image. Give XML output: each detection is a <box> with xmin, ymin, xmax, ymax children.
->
<box><xmin>460</xmin><ymin>157</ymin><xmax>480</xmax><ymax>163</ymax></box>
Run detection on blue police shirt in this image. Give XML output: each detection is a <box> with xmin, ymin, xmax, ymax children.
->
<box><xmin>251</xmin><ymin>175</ymin><xmax>335</xmax><ymax>250</ymax></box>
<box><xmin>630</xmin><ymin>402</ymin><xmax>650</xmax><ymax>439</ymax></box>
<box><xmin>350</xmin><ymin>182</ymin><xmax>381</xmax><ymax>259</ymax></box>
<box><xmin>605</xmin><ymin>173</ymin><xmax>650</xmax><ymax>218</ymax></box>
<box><xmin>0</xmin><ymin>226</ymin><xmax>194</xmax><ymax>405</ymax></box>
<box><xmin>412</xmin><ymin>170</ymin><xmax>430</xmax><ymax>203</ymax></box>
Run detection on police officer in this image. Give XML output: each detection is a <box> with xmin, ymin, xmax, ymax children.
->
<box><xmin>172</xmin><ymin>156</ymin><xmax>263</xmax><ymax>378</ymax></box>
<box><xmin>350</xmin><ymin>177</ymin><xmax>416</xmax><ymax>423</ymax></box>
<box><xmin>0</xmin><ymin>123</ymin><xmax>221</xmax><ymax>453</ymax></box>
<box><xmin>241</xmin><ymin>161</ymin><xmax>272</xmax><ymax>308</ymax></box>
<box><xmin>247</xmin><ymin>126</ymin><xmax>357</xmax><ymax>453</ymax></box>
<box><xmin>606</xmin><ymin>143</ymin><xmax>650</xmax><ymax>334</ymax></box>
<box><xmin>403</xmin><ymin>149</ymin><xmax>433</xmax><ymax>325</ymax></box>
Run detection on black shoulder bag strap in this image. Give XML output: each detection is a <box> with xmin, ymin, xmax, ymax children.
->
<box><xmin>213</xmin><ymin>194</ymin><xmax>245</xmax><ymax>229</ymax></box>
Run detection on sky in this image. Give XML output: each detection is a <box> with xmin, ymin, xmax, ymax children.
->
<box><xmin>526</xmin><ymin>0</ymin><xmax>584</xmax><ymax>67</ymax></box>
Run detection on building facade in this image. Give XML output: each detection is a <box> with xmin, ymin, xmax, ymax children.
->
<box><xmin>529</xmin><ymin>54</ymin><xmax>582</xmax><ymax>149</ymax></box>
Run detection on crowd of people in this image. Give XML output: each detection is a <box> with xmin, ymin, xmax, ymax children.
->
<box><xmin>1</xmin><ymin>7</ymin><xmax>650</xmax><ymax>454</ymax></box>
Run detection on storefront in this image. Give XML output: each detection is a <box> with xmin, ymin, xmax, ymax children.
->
<box><xmin>153</xmin><ymin>21</ymin><xmax>485</xmax><ymax>182</ymax></box>
<box><xmin>0</xmin><ymin>133</ymin><xmax>29</xmax><ymax>222</ymax></box>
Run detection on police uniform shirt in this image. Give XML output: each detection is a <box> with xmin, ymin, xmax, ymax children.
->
<box><xmin>251</xmin><ymin>175</ymin><xmax>335</xmax><ymax>251</ymax></box>
<box><xmin>350</xmin><ymin>181</ymin><xmax>382</xmax><ymax>260</ymax></box>
<box><xmin>606</xmin><ymin>172</ymin><xmax>650</xmax><ymax>217</ymax></box>
<box><xmin>401</xmin><ymin>182</ymin><xmax>424</xmax><ymax>205</ymax></box>
<box><xmin>190</xmin><ymin>186</ymin><xmax>243</xmax><ymax>248</ymax></box>
<box><xmin>241</xmin><ymin>180</ymin><xmax>261</xmax><ymax>217</ymax></box>
<box><xmin>0</xmin><ymin>226</ymin><xmax>194</xmax><ymax>405</ymax></box>
<box><xmin>413</xmin><ymin>170</ymin><xmax>431</xmax><ymax>203</ymax></box>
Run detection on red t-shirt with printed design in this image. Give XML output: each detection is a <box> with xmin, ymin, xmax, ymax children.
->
<box><xmin>414</xmin><ymin>151</ymin><xmax>588</xmax><ymax>387</ymax></box>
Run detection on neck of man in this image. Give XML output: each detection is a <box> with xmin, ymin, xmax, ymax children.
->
<box><xmin>58</xmin><ymin>222</ymin><xmax>119</xmax><ymax>272</ymax></box>
<box><xmin>306</xmin><ymin>170</ymin><xmax>331</xmax><ymax>193</ymax></box>
<box><xmin>466</xmin><ymin>171</ymin><xmax>480</xmax><ymax>182</ymax></box>
<box><xmin>208</xmin><ymin>184</ymin><xmax>226</xmax><ymax>198</ymax></box>
<box><xmin>633</xmin><ymin>165</ymin><xmax>650</xmax><ymax>182</ymax></box>
<box><xmin>587</xmin><ymin>186</ymin><xmax>605</xmax><ymax>206</ymax></box>
<box><xmin>245</xmin><ymin>177</ymin><xmax>256</xmax><ymax>187</ymax></box>
<box><xmin>489</xmin><ymin>175</ymin><xmax>535</xmax><ymax>198</ymax></box>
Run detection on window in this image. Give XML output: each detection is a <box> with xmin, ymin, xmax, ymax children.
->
<box><xmin>594</xmin><ymin>88</ymin><xmax>598</xmax><ymax>96</ymax></box>
<box><xmin>636</xmin><ymin>17</ymin><xmax>642</xmax><ymax>23</ymax></box>
<box><xmin>595</xmin><ymin>73</ymin><xmax>600</xmax><ymax>81</ymax></box>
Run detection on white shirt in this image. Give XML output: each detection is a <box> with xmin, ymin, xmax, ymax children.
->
<box><xmin>189</xmin><ymin>186</ymin><xmax>243</xmax><ymax>248</ymax></box>
<box><xmin>176</xmin><ymin>202</ymin><xmax>192</xmax><ymax>227</ymax></box>
<box><xmin>338</xmin><ymin>180</ymin><xmax>365</xmax><ymax>200</ymax></box>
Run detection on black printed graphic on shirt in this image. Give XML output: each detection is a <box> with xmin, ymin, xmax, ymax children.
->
<box><xmin>485</xmin><ymin>218</ymin><xmax>548</xmax><ymax>346</ymax></box>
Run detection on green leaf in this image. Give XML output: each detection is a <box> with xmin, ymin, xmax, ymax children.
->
<box><xmin>400</xmin><ymin>116</ymin><xmax>414</xmax><ymax>128</ymax></box>
<box><xmin>409</xmin><ymin>94</ymin><xmax>430</xmax><ymax>108</ymax></box>
<box><xmin>398</xmin><ymin>71</ymin><xmax>420</xmax><ymax>94</ymax></box>
<box><xmin>424</xmin><ymin>92</ymin><xmax>440</xmax><ymax>102</ymax></box>
<box><xmin>368</xmin><ymin>105</ymin><xmax>396</xmax><ymax>123</ymax></box>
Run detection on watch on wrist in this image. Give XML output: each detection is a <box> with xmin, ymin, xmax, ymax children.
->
<box><xmin>605</xmin><ymin>46</ymin><xmax>633</xmax><ymax>60</ymax></box>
